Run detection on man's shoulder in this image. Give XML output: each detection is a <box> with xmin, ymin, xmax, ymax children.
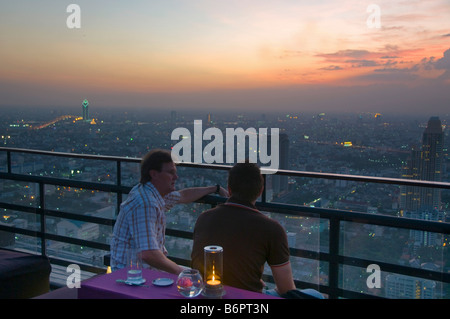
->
<box><xmin>122</xmin><ymin>184</ymin><xmax>161</xmax><ymax>208</ymax></box>
<box><xmin>196</xmin><ymin>204</ymin><xmax>228</xmax><ymax>222</ymax></box>
<box><xmin>198</xmin><ymin>205</ymin><xmax>222</xmax><ymax>216</ymax></box>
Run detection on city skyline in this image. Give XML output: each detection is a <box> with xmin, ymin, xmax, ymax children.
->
<box><xmin>1</xmin><ymin>1</ymin><xmax>450</xmax><ymax>115</ymax></box>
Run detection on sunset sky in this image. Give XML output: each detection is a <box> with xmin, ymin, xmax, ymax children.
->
<box><xmin>1</xmin><ymin>0</ymin><xmax>449</xmax><ymax>115</ymax></box>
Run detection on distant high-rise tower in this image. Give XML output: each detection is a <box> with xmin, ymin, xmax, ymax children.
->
<box><xmin>206</xmin><ymin>113</ymin><xmax>212</xmax><ymax>125</ymax></box>
<box><xmin>82</xmin><ymin>99</ymin><xmax>89</xmax><ymax>121</ymax></box>
<box><xmin>420</xmin><ymin>116</ymin><xmax>443</xmax><ymax>209</ymax></box>
<box><xmin>401</xmin><ymin>117</ymin><xmax>444</xmax><ymax>212</ymax></box>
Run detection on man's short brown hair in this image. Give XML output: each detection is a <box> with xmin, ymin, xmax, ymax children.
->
<box><xmin>227</xmin><ymin>161</ymin><xmax>263</xmax><ymax>202</ymax></box>
<box><xmin>140</xmin><ymin>149</ymin><xmax>173</xmax><ymax>184</ymax></box>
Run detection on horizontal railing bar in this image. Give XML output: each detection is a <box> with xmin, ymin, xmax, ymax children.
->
<box><xmin>167</xmin><ymin>256</ymin><xmax>191</xmax><ymax>268</ymax></box>
<box><xmin>2</xmin><ymin>146</ymin><xmax>449</xmax><ymax>189</ymax></box>
<box><xmin>44</xmin><ymin>209</ymin><xmax>115</xmax><ymax>227</ymax></box>
<box><xmin>44</xmin><ymin>233</ymin><xmax>110</xmax><ymax>251</ymax></box>
<box><xmin>48</xmin><ymin>257</ymin><xmax>106</xmax><ymax>275</ymax></box>
<box><xmin>256</xmin><ymin>201</ymin><xmax>450</xmax><ymax>234</ymax></box>
<box><xmin>289</xmin><ymin>247</ymin><xmax>323</xmax><ymax>261</ymax></box>
<box><xmin>339</xmin><ymin>255</ymin><xmax>450</xmax><ymax>283</ymax></box>
<box><xmin>289</xmin><ymin>246</ymin><xmax>450</xmax><ymax>283</ymax></box>
<box><xmin>0</xmin><ymin>147</ymin><xmax>141</xmax><ymax>163</ymax></box>
<box><xmin>0</xmin><ymin>224</ymin><xmax>110</xmax><ymax>251</ymax></box>
<box><xmin>0</xmin><ymin>202</ymin><xmax>115</xmax><ymax>227</ymax></box>
<box><xmin>0</xmin><ymin>172</ymin><xmax>132</xmax><ymax>194</ymax></box>
<box><xmin>0</xmin><ymin>202</ymin><xmax>38</xmax><ymax>214</ymax></box>
<box><xmin>274</xmin><ymin>168</ymin><xmax>450</xmax><ymax>189</ymax></box>
<box><xmin>201</xmin><ymin>195</ymin><xmax>450</xmax><ymax>234</ymax></box>
<box><xmin>165</xmin><ymin>228</ymin><xmax>194</xmax><ymax>240</ymax></box>
<box><xmin>0</xmin><ymin>224</ymin><xmax>40</xmax><ymax>239</ymax></box>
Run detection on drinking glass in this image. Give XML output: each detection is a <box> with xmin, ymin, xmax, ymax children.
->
<box><xmin>126</xmin><ymin>248</ymin><xmax>144</xmax><ymax>284</ymax></box>
<box><xmin>176</xmin><ymin>269</ymin><xmax>204</xmax><ymax>298</ymax></box>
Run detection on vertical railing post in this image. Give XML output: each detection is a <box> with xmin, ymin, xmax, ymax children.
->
<box><xmin>39</xmin><ymin>182</ymin><xmax>46</xmax><ymax>257</ymax></box>
<box><xmin>328</xmin><ymin>217</ymin><xmax>340</xmax><ymax>299</ymax></box>
<box><xmin>262</xmin><ymin>174</ymin><xmax>267</xmax><ymax>203</ymax></box>
<box><xmin>116</xmin><ymin>160</ymin><xmax>122</xmax><ymax>217</ymax></box>
<box><xmin>7</xmin><ymin>150</ymin><xmax>12</xmax><ymax>173</ymax></box>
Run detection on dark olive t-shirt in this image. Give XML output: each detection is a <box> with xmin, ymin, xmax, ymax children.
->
<box><xmin>191</xmin><ymin>199</ymin><xmax>290</xmax><ymax>292</ymax></box>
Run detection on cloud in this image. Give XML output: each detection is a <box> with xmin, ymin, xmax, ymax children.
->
<box><xmin>374</xmin><ymin>64</ymin><xmax>419</xmax><ymax>73</ymax></box>
<box><xmin>315</xmin><ymin>47</ymin><xmax>450</xmax><ymax>83</ymax></box>
<box><xmin>434</xmin><ymin>48</ymin><xmax>450</xmax><ymax>79</ymax></box>
<box><xmin>380</xmin><ymin>56</ymin><xmax>400</xmax><ymax>59</ymax></box>
<box><xmin>316</xmin><ymin>49</ymin><xmax>372</xmax><ymax>60</ymax></box>
<box><xmin>345</xmin><ymin>59</ymin><xmax>379</xmax><ymax>68</ymax></box>
<box><xmin>320</xmin><ymin>65</ymin><xmax>343</xmax><ymax>71</ymax></box>
<box><xmin>434</xmin><ymin>48</ymin><xmax>450</xmax><ymax>70</ymax></box>
<box><xmin>348</xmin><ymin>48</ymin><xmax>450</xmax><ymax>84</ymax></box>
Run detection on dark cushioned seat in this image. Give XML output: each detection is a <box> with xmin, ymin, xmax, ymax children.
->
<box><xmin>0</xmin><ymin>248</ymin><xmax>51</xmax><ymax>298</ymax></box>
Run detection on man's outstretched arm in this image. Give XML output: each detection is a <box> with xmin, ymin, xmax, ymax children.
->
<box><xmin>178</xmin><ymin>186</ymin><xmax>228</xmax><ymax>204</ymax></box>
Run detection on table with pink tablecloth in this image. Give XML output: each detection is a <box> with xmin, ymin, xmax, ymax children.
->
<box><xmin>78</xmin><ymin>268</ymin><xmax>279</xmax><ymax>299</ymax></box>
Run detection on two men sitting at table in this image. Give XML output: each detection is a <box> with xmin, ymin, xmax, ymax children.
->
<box><xmin>110</xmin><ymin>149</ymin><xmax>322</xmax><ymax>298</ymax></box>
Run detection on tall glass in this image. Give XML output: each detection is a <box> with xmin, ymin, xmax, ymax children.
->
<box><xmin>126</xmin><ymin>247</ymin><xmax>144</xmax><ymax>284</ymax></box>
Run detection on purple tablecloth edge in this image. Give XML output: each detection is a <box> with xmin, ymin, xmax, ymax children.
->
<box><xmin>78</xmin><ymin>268</ymin><xmax>279</xmax><ymax>299</ymax></box>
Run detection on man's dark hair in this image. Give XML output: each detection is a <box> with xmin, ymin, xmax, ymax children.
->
<box><xmin>227</xmin><ymin>161</ymin><xmax>264</xmax><ymax>202</ymax></box>
<box><xmin>140</xmin><ymin>149</ymin><xmax>173</xmax><ymax>184</ymax></box>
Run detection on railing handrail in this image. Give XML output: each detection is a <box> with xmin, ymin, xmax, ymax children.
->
<box><xmin>2</xmin><ymin>146</ymin><xmax>450</xmax><ymax>189</ymax></box>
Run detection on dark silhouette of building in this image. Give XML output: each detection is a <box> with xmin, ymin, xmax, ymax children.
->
<box><xmin>401</xmin><ymin>116</ymin><xmax>444</xmax><ymax>212</ymax></box>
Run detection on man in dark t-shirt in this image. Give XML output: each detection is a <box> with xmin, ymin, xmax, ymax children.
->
<box><xmin>191</xmin><ymin>162</ymin><xmax>296</xmax><ymax>295</ymax></box>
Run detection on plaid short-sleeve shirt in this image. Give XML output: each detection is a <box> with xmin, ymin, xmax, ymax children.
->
<box><xmin>110</xmin><ymin>182</ymin><xmax>181</xmax><ymax>270</ymax></box>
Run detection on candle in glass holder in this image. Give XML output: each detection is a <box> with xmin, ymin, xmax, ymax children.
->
<box><xmin>203</xmin><ymin>245</ymin><xmax>225</xmax><ymax>298</ymax></box>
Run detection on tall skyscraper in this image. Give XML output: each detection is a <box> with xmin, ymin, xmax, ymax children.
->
<box><xmin>401</xmin><ymin>117</ymin><xmax>444</xmax><ymax>212</ymax></box>
<box><xmin>82</xmin><ymin>99</ymin><xmax>89</xmax><ymax>121</ymax></box>
<box><xmin>420</xmin><ymin>116</ymin><xmax>443</xmax><ymax>209</ymax></box>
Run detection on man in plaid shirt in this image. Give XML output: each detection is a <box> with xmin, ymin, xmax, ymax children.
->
<box><xmin>111</xmin><ymin>149</ymin><xmax>227</xmax><ymax>274</ymax></box>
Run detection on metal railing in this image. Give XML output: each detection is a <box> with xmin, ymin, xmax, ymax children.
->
<box><xmin>1</xmin><ymin>147</ymin><xmax>449</xmax><ymax>299</ymax></box>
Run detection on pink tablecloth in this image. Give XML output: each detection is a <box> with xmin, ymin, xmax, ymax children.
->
<box><xmin>78</xmin><ymin>268</ymin><xmax>279</xmax><ymax>299</ymax></box>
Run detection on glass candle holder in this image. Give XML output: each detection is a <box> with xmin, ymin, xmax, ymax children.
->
<box><xmin>203</xmin><ymin>245</ymin><xmax>225</xmax><ymax>298</ymax></box>
<box><xmin>177</xmin><ymin>269</ymin><xmax>203</xmax><ymax>298</ymax></box>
